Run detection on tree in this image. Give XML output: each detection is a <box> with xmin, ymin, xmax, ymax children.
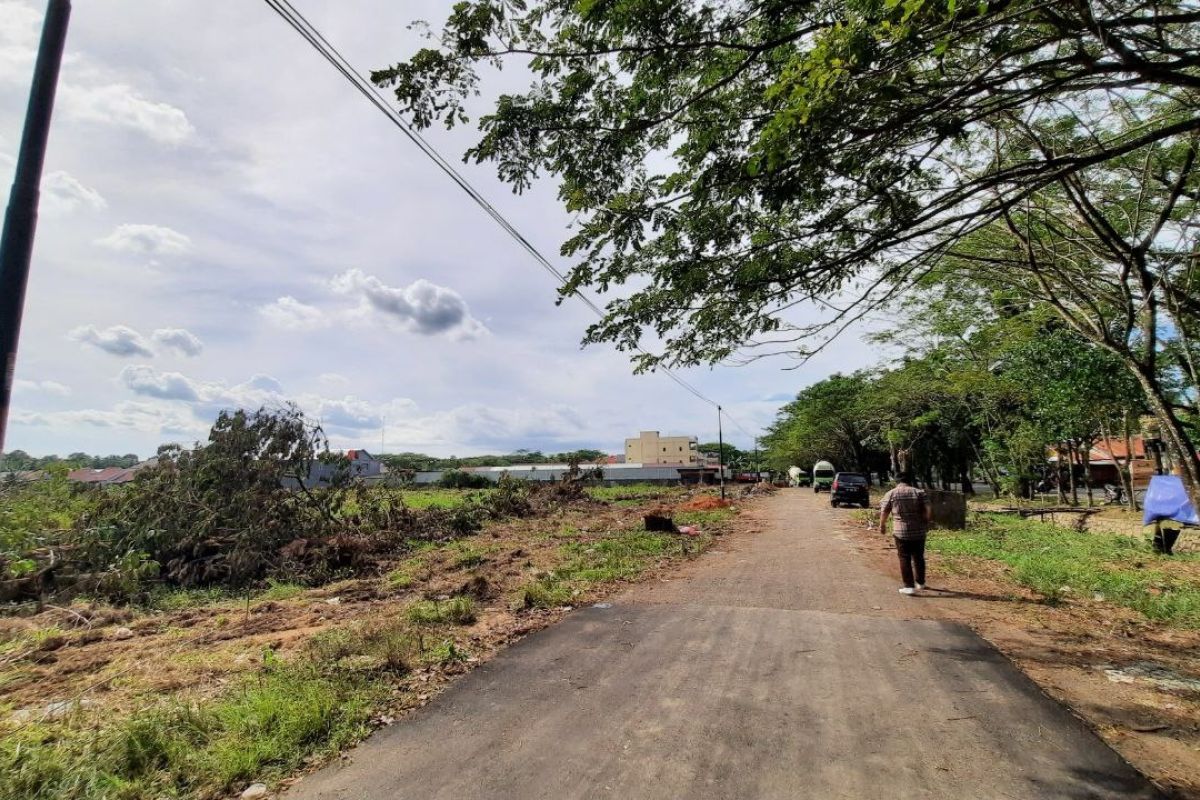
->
<box><xmin>762</xmin><ymin>373</ymin><xmax>887</xmax><ymax>480</ymax></box>
<box><xmin>381</xmin><ymin>0</ymin><xmax>1200</xmax><ymax>505</ymax></box>
<box><xmin>698</xmin><ymin>442</ymin><xmax>744</xmax><ymax>468</ymax></box>
<box><xmin>82</xmin><ymin>405</ymin><xmax>342</xmax><ymax>588</ymax></box>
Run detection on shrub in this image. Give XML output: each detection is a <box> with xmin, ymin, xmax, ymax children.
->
<box><xmin>516</xmin><ymin>578</ymin><xmax>573</xmax><ymax>609</ymax></box>
<box><xmin>438</xmin><ymin>471</ymin><xmax>491</xmax><ymax>490</ymax></box>
<box><xmin>406</xmin><ymin>596</ymin><xmax>476</xmax><ymax>625</ymax></box>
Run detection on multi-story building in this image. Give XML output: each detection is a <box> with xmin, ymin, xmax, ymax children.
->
<box><xmin>624</xmin><ymin>431</ymin><xmax>700</xmax><ymax>465</ymax></box>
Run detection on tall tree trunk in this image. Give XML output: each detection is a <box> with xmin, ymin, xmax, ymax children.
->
<box><xmin>1133</xmin><ymin>366</ymin><xmax>1200</xmax><ymax>510</ymax></box>
<box><xmin>959</xmin><ymin>463</ymin><xmax>974</xmax><ymax>495</ymax></box>
<box><xmin>1081</xmin><ymin>439</ymin><xmax>1094</xmax><ymax>507</ymax></box>
<box><xmin>1067</xmin><ymin>441</ymin><xmax>1078</xmax><ymax>506</ymax></box>
<box><xmin>1102</xmin><ymin>416</ymin><xmax>1136</xmax><ymax>510</ymax></box>
<box><xmin>1056</xmin><ymin>443</ymin><xmax>1067</xmax><ymax>504</ymax></box>
<box><xmin>1120</xmin><ymin>413</ymin><xmax>1139</xmax><ymax>511</ymax></box>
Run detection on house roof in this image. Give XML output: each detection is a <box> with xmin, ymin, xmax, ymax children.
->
<box><xmin>1046</xmin><ymin>436</ymin><xmax>1151</xmax><ymax>465</ymax></box>
<box><xmin>1091</xmin><ymin>436</ymin><xmax>1147</xmax><ymax>461</ymax></box>
<box><xmin>68</xmin><ymin>467</ymin><xmax>130</xmax><ymax>484</ymax></box>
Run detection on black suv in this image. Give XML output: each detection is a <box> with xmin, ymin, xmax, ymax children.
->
<box><xmin>830</xmin><ymin>472</ymin><xmax>870</xmax><ymax>508</ymax></box>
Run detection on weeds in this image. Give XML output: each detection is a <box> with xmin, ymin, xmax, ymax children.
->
<box><xmin>0</xmin><ymin>658</ymin><xmax>380</xmax><ymax>800</ymax></box>
<box><xmin>406</xmin><ymin>597</ymin><xmax>476</xmax><ymax>625</ymax></box>
<box><xmin>516</xmin><ymin>525</ymin><xmax>714</xmax><ymax>609</ymax></box>
<box><xmin>516</xmin><ymin>577</ymin><xmax>575</xmax><ymax>609</ymax></box>
<box><xmin>930</xmin><ymin>514</ymin><xmax>1200</xmax><ymax>626</ymax></box>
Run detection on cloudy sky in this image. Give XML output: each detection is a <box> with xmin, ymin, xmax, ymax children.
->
<box><xmin>0</xmin><ymin>0</ymin><xmax>880</xmax><ymax>459</ymax></box>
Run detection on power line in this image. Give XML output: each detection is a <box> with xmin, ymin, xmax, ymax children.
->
<box><xmin>262</xmin><ymin>0</ymin><xmax>761</xmax><ymax>440</ymax></box>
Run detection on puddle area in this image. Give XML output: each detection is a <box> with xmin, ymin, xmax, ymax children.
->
<box><xmin>1097</xmin><ymin>661</ymin><xmax>1200</xmax><ymax>694</ymax></box>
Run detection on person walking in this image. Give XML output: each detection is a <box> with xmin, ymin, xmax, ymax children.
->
<box><xmin>878</xmin><ymin>473</ymin><xmax>933</xmax><ymax>595</ymax></box>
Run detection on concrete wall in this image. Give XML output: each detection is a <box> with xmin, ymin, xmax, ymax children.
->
<box><xmin>624</xmin><ymin>431</ymin><xmax>700</xmax><ymax>466</ymax></box>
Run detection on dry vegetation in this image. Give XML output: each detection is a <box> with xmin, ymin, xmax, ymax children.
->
<box><xmin>0</xmin><ymin>479</ymin><xmax>739</xmax><ymax>799</ymax></box>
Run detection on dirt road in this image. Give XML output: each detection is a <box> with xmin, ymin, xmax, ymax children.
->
<box><xmin>288</xmin><ymin>489</ymin><xmax>1159</xmax><ymax>799</ymax></box>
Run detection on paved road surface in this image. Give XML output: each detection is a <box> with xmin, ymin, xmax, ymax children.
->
<box><xmin>289</xmin><ymin>490</ymin><xmax>1159</xmax><ymax>800</ymax></box>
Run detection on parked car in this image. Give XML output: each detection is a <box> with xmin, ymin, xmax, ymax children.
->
<box><xmin>830</xmin><ymin>472</ymin><xmax>869</xmax><ymax>508</ymax></box>
<box><xmin>812</xmin><ymin>461</ymin><xmax>836</xmax><ymax>492</ymax></box>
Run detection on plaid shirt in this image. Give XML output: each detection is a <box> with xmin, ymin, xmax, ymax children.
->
<box><xmin>881</xmin><ymin>484</ymin><xmax>929</xmax><ymax>540</ymax></box>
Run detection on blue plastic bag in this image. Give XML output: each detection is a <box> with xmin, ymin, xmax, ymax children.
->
<box><xmin>1142</xmin><ymin>475</ymin><xmax>1200</xmax><ymax>527</ymax></box>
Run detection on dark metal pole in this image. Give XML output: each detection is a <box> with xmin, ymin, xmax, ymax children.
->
<box><xmin>717</xmin><ymin>405</ymin><xmax>725</xmax><ymax>500</ymax></box>
<box><xmin>0</xmin><ymin>0</ymin><xmax>71</xmax><ymax>452</ymax></box>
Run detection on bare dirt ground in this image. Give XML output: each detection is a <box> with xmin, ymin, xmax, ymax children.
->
<box><xmin>835</xmin><ymin>508</ymin><xmax>1200</xmax><ymax>799</ymax></box>
<box><xmin>0</xmin><ymin>496</ymin><xmax>734</xmax><ymax>730</ymax></box>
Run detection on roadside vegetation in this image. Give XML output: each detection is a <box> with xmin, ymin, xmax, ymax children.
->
<box><xmin>383</xmin><ymin>0</ymin><xmax>1200</xmax><ymax>512</ymax></box>
<box><xmin>931</xmin><ymin>514</ymin><xmax>1200</xmax><ymax>628</ymax></box>
<box><xmin>0</xmin><ymin>411</ymin><xmax>739</xmax><ymax>799</ymax></box>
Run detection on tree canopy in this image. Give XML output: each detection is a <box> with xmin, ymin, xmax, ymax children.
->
<box><xmin>380</xmin><ymin>0</ymin><xmax>1200</xmax><ymax>503</ymax></box>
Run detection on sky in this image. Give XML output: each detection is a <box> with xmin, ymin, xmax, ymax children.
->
<box><xmin>0</xmin><ymin>0</ymin><xmax>881</xmax><ymax>459</ymax></box>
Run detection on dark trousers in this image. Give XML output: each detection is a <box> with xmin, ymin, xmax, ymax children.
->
<box><xmin>895</xmin><ymin>537</ymin><xmax>926</xmax><ymax>587</ymax></box>
<box><xmin>1152</xmin><ymin>525</ymin><xmax>1180</xmax><ymax>556</ymax></box>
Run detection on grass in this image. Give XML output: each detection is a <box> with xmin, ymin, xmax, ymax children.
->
<box><xmin>516</xmin><ymin>525</ymin><xmax>716</xmax><ymax>608</ymax></box>
<box><xmin>585</xmin><ymin>484</ymin><xmax>685</xmax><ymax>506</ymax></box>
<box><xmin>0</xmin><ymin>619</ymin><xmax>428</xmax><ymax>800</ymax></box>
<box><xmin>395</xmin><ymin>489</ymin><xmax>482</xmax><ymax>510</ymax></box>
<box><xmin>257</xmin><ymin>580</ymin><xmax>305</xmax><ymax>602</ymax></box>
<box><xmin>406</xmin><ymin>597</ymin><xmax>477</xmax><ymax>626</ymax></box>
<box><xmin>0</xmin><ymin>488</ymin><xmax>741</xmax><ymax>797</ymax></box>
<box><xmin>930</xmin><ymin>513</ymin><xmax>1200</xmax><ymax>627</ymax></box>
<box><xmin>451</xmin><ymin>541</ymin><xmax>488</xmax><ymax>569</ymax></box>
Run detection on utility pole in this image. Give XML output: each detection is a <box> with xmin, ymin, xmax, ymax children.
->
<box><xmin>0</xmin><ymin>0</ymin><xmax>71</xmax><ymax>452</ymax></box>
<box><xmin>717</xmin><ymin>405</ymin><xmax>726</xmax><ymax>500</ymax></box>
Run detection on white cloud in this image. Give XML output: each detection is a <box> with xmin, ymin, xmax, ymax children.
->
<box><xmin>331</xmin><ymin>269</ymin><xmax>488</xmax><ymax>340</ymax></box>
<box><xmin>152</xmin><ymin>328</ymin><xmax>203</xmax><ymax>357</ymax></box>
<box><xmin>243</xmin><ymin>374</ymin><xmax>284</xmax><ymax>393</ymax></box>
<box><xmin>60</xmin><ymin>82</ymin><xmax>194</xmax><ymax>145</ymax></box>
<box><xmin>0</xmin><ymin>155</ymin><xmax>105</xmax><ymax>216</ymax></box>
<box><xmin>96</xmin><ymin>224</ymin><xmax>191</xmax><ymax>257</ymax></box>
<box><xmin>119</xmin><ymin>365</ymin><xmax>199</xmax><ymax>401</ymax></box>
<box><xmin>42</xmin><ymin>170</ymin><xmax>107</xmax><ymax>213</ymax></box>
<box><xmin>12</xmin><ymin>401</ymin><xmax>201</xmax><ymax>436</ymax></box>
<box><xmin>0</xmin><ymin>1</ymin><xmax>39</xmax><ymax>85</ymax></box>
<box><xmin>258</xmin><ymin>296</ymin><xmax>328</xmax><ymax>330</ymax></box>
<box><xmin>1</xmin><ymin>3</ymin><xmax>192</xmax><ymax>145</ymax></box>
<box><xmin>69</xmin><ymin>324</ymin><xmax>154</xmax><ymax>357</ymax></box>
<box><xmin>13</xmin><ymin>378</ymin><xmax>71</xmax><ymax>397</ymax></box>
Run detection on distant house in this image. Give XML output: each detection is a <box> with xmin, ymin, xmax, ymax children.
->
<box><xmin>1047</xmin><ymin>436</ymin><xmax>1157</xmax><ymax>488</ymax></box>
<box><xmin>68</xmin><ymin>466</ymin><xmax>137</xmax><ymax>486</ymax></box>
<box><xmin>67</xmin><ymin>457</ymin><xmax>159</xmax><ymax>487</ymax></box>
<box><xmin>299</xmin><ymin>449</ymin><xmax>385</xmax><ymax>488</ymax></box>
<box><xmin>411</xmin><ymin>461</ymin><xmax>720</xmax><ymax>486</ymax></box>
<box><xmin>0</xmin><ymin>470</ymin><xmax>47</xmax><ymax>484</ymax></box>
<box><xmin>345</xmin><ymin>449</ymin><xmax>383</xmax><ymax>478</ymax></box>
<box><xmin>624</xmin><ymin>431</ymin><xmax>701</xmax><ymax>466</ymax></box>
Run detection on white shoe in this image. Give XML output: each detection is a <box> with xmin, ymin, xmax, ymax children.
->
<box><xmin>898</xmin><ymin>587</ymin><xmax>916</xmax><ymax>595</ymax></box>
<box><xmin>916</xmin><ymin>583</ymin><xmax>926</xmax><ymax>590</ymax></box>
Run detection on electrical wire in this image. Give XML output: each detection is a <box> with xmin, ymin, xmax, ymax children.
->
<box><xmin>262</xmin><ymin>0</ymin><xmax>763</xmax><ymax>439</ymax></box>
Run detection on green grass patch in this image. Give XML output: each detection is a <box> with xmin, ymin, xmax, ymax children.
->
<box><xmin>386</xmin><ymin>567</ymin><xmax>415</xmax><ymax>589</ymax></box>
<box><xmin>0</xmin><ymin>620</ymin><xmax>421</xmax><ymax>799</ymax></box>
<box><xmin>396</xmin><ymin>489</ymin><xmax>482</xmax><ymax>510</ymax></box>
<box><xmin>406</xmin><ymin>596</ymin><xmax>477</xmax><ymax>626</ymax></box>
<box><xmin>516</xmin><ymin>526</ymin><xmax>715</xmax><ymax>608</ymax></box>
<box><xmin>256</xmin><ymin>579</ymin><xmax>304</xmax><ymax>602</ymax></box>
<box><xmin>516</xmin><ymin>577</ymin><xmax>576</xmax><ymax>609</ymax></box>
<box><xmin>585</xmin><ymin>484</ymin><xmax>685</xmax><ymax>506</ymax></box>
<box><xmin>930</xmin><ymin>514</ymin><xmax>1200</xmax><ymax>627</ymax></box>
<box><xmin>450</xmin><ymin>541</ymin><xmax>488</xmax><ymax>569</ymax></box>
<box><xmin>674</xmin><ymin>507</ymin><xmax>736</xmax><ymax>527</ymax></box>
